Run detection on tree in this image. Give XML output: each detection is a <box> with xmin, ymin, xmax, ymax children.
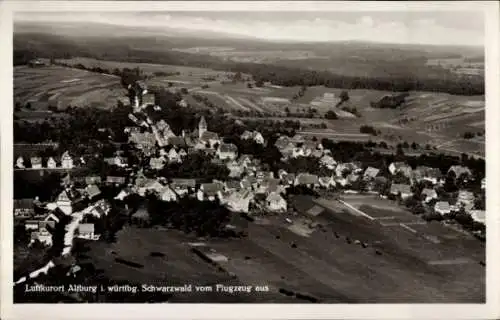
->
<box><xmin>180</xmin><ymin>88</ymin><xmax>189</xmax><ymax>95</ymax></box>
<box><xmin>255</xmin><ymin>80</ymin><xmax>264</xmax><ymax>87</ymax></box>
<box><xmin>325</xmin><ymin>111</ymin><xmax>338</xmax><ymax>119</ymax></box>
<box><xmin>339</xmin><ymin>90</ymin><xmax>350</xmax><ymax>103</ymax></box>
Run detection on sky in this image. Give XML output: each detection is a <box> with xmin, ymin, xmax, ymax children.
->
<box><xmin>15</xmin><ymin>10</ymin><xmax>485</xmax><ymax>46</ymax></box>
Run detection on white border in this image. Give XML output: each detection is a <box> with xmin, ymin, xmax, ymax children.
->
<box><xmin>1</xmin><ymin>1</ymin><xmax>499</xmax><ymax>320</ymax></box>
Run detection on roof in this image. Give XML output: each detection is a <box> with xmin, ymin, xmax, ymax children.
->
<box><xmin>14</xmin><ymin>199</ymin><xmax>34</xmax><ymax>209</ymax></box>
<box><xmin>390</xmin><ymin>183</ymin><xmax>412</xmax><ymax>194</ymax></box>
<box><xmin>458</xmin><ymin>190</ymin><xmax>475</xmax><ymax>200</ymax></box>
<box><xmin>168</xmin><ymin>136</ymin><xmax>187</xmax><ymax>147</ymax></box>
<box><xmin>78</xmin><ymin>223</ymin><xmax>94</xmax><ymax>234</ymax></box>
<box><xmin>199</xmin><ymin>116</ymin><xmax>207</xmax><ymax>128</ymax></box>
<box><xmin>448</xmin><ymin>165</ymin><xmax>472</xmax><ymax>176</ymax></box>
<box><xmin>202</xmin><ymin>183</ymin><xmax>222</xmax><ymax>196</ymax></box>
<box><xmin>296</xmin><ymin>173</ymin><xmax>319</xmax><ymax>185</ymax></box>
<box><xmin>421</xmin><ymin>188</ymin><xmax>437</xmax><ymax>197</ymax></box>
<box><xmin>266</xmin><ymin>192</ymin><xmax>284</xmax><ymax>203</ymax></box>
<box><xmin>226</xmin><ymin>180</ymin><xmax>241</xmax><ymax>190</ymax></box>
<box><xmin>106</xmin><ymin>176</ymin><xmax>126</xmax><ymax>183</ymax></box>
<box><xmin>61</xmin><ymin>151</ymin><xmax>72</xmax><ymax>160</ymax></box>
<box><xmin>132</xmin><ymin>208</ymin><xmax>150</xmax><ymax>219</ymax></box>
<box><xmin>85</xmin><ymin>176</ymin><xmax>102</xmax><ymax>184</ymax></box>
<box><xmin>219</xmin><ymin>143</ymin><xmax>238</xmax><ymax>153</ymax></box>
<box><xmin>171</xmin><ymin>178</ymin><xmax>196</xmax><ymax>188</ymax></box>
<box><xmin>364</xmin><ymin>167</ymin><xmax>380</xmax><ymax>178</ymax></box>
<box><xmin>85</xmin><ymin>184</ymin><xmax>101</xmax><ymax>198</ymax></box>
<box><xmin>435</xmin><ymin>201</ymin><xmax>451</xmax><ymax>211</ymax></box>
<box><xmin>200</xmin><ymin>131</ymin><xmax>219</xmax><ymax>141</ymax></box>
<box><xmin>30</xmin><ymin>157</ymin><xmax>42</xmax><ymax>164</ymax></box>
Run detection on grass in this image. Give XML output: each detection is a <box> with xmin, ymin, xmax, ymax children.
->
<box><xmin>14</xmin><ymin>65</ymin><xmax>124</xmax><ymax>110</ymax></box>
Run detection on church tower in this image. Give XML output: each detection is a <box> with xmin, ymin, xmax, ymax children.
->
<box><xmin>198</xmin><ymin>116</ymin><xmax>207</xmax><ymax>139</ymax></box>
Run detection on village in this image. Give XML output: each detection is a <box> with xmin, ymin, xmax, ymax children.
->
<box><xmin>13</xmin><ymin>79</ymin><xmax>486</xmax><ymax>294</ymax></box>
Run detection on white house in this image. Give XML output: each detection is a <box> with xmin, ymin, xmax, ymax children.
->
<box><xmin>47</xmin><ymin>157</ymin><xmax>57</xmax><ymax>169</ymax></box>
<box><xmin>16</xmin><ymin>156</ymin><xmax>25</xmax><ymax>169</ymax></box>
<box><xmin>457</xmin><ymin>190</ymin><xmax>475</xmax><ymax>211</ymax></box>
<box><xmin>389</xmin><ymin>183</ymin><xmax>413</xmax><ymax>199</ymax></box>
<box><xmin>434</xmin><ymin>201</ymin><xmax>451</xmax><ymax>215</ymax></box>
<box><xmin>319</xmin><ymin>176</ymin><xmax>336</xmax><ymax>189</ymax></box>
<box><xmin>470</xmin><ymin>210</ymin><xmax>485</xmax><ymax>224</ymax></box>
<box><xmin>31</xmin><ymin>157</ymin><xmax>42</xmax><ymax>169</ymax></box>
<box><xmin>320</xmin><ymin>155</ymin><xmax>337</xmax><ymax>170</ymax></box>
<box><xmin>217</xmin><ymin>143</ymin><xmax>238</xmax><ymax>160</ymax></box>
<box><xmin>149</xmin><ymin>156</ymin><xmax>166</xmax><ymax>170</ymax></box>
<box><xmin>160</xmin><ymin>186</ymin><xmax>178</xmax><ymax>202</ymax></box>
<box><xmin>167</xmin><ymin>148</ymin><xmax>181</xmax><ymax>163</ymax></box>
<box><xmin>241</xmin><ymin>130</ymin><xmax>265</xmax><ymax>145</ymax></box>
<box><xmin>266</xmin><ymin>192</ymin><xmax>287</xmax><ymax>212</ymax></box>
<box><xmin>389</xmin><ymin>162</ymin><xmax>412</xmax><ymax>177</ymax></box>
<box><xmin>56</xmin><ymin>189</ymin><xmax>73</xmax><ymax>215</ymax></box>
<box><xmin>226</xmin><ymin>190</ymin><xmax>254</xmax><ymax>213</ymax></box>
<box><xmin>421</xmin><ymin>188</ymin><xmax>438</xmax><ymax>203</ymax></box>
<box><xmin>77</xmin><ymin>223</ymin><xmax>99</xmax><ymax>240</ymax></box>
<box><xmin>61</xmin><ymin>151</ymin><xmax>74</xmax><ymax>169</ymax></box>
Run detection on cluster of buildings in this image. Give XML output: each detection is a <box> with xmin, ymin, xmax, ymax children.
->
<box><xmin>15</xmin><ymin>83</ymin><xmax>486</xmax><ymax>251</ymax></box>
<box><xmin>15</xmin><ymin>151</ymin><xmax>75</xmax><ymax>170</ymax></box>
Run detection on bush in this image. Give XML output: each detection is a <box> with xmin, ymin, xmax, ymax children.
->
<box><xmin>360</xmin><ymin>125</ymin><xmax>377</xmax><ymax>136</ymax></box>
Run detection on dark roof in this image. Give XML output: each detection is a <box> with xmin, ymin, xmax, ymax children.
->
<box><xmin>219</xmin><ymin>143</ymin><xmax>238</xmax><ymax>153</ymax></box>
<box><xmin>171</xmin><ymin>178</ymin><xmax>196</xmax><ymax>188</ymax></box>
<box><xmin>200</xmin><ymin>131</ymin><xmax>219</xmax><ymax>141</ymax></box>
<box><xmin>168</xmin><ymin>136</ymin><xmax>187</xmax><ymax>147</ymax></box>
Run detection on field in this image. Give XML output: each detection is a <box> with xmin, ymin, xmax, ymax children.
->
<box><xmin>15</xmin><ymin>58</ymin><xmax>485</xmax><ymax>156</ymax></box>
<box><xmin>80</xmin><ymin>192</ymin><xmax>485</xmax><ymax>303</ymax></box>
<box><xmin>14</xmin><ymin>65</ymin><xmax>125</xmax><ymax>109</ymax></box>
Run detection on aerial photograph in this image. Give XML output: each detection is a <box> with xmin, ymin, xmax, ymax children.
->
<box><xmin>12</xmin><ymin>8</ymin><xmax>486</xmax><ymax>303</ymax></box>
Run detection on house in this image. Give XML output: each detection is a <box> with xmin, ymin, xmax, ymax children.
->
<box><xmin>138</xmin><ymin>180</ymin><xmax>164</xmax><ymax>197</ymax></box>
<box><xmin>178</xmin><ymin>99</ymin><xmax>188</xmax><ymax>108</ymax></box>
<box><xmin>335</xmin><ymin>176</ymin><xmax>349</xmax><ymax>187</ymax></box>
<box><xmin>159</xmin><ymin>186</ymin><xmax>178</xmax><ymax>202</ymax></box>
<box><xmin>114</xmin><ymin>188</ymin><xmax>132</xmax><ymax>201</ymax></box>
<box><xmin>167</xmin><ymin>137</ymin><xmax>188</xmax><ymax>149</ymax></box>
<box><xmin>481</xmin><ymin>178</ymin><xmax>485</xmax><ymax>190</ymax></box>
<box><xmin>61</xmin><ymin>151</ymin><xmax>74</xmax><ymax>169</ymax></box>
<box><xmin>227</xmin><ymin>161</ymin><xmax>244</xmax><ymax>178</ymax></box>
<box><xmin>224</xmin><ymin>180</ymin><xmax>242</xmax><ymax>192</ymax></box>
<box><xmin>149</xmin><ymin>156</ymin><xmax>166</xmax><ymax>170</ymax></box>
<box><xmin>266</xmin><ymin>192</ymin><xmax>287</xmax><ymax>212</ymax></box>
<box><xmin>282</xmin><ymin>173</ymin><xmax>296</xmax><ymax>186</ymax></box>
<box><xmin>30</xmin><ymin>157</ymin><xmax>42</xmax><ymax>169</ymax></box>
<box><xmin>335</xmin><ymin>163</ymin><xmax>352</xmax><ymax>177</ymax></box>
<box><xmin>347</xmin><ymin>173</ymin><xmax>360</xmax><ymax>184</ymax></box>
<box><xmin>414</xmin><ymin>166</ymin><xmax>441</xmax><ymax>184</ymax></box>
<box><xmin>106</xmin><ymin>176</ymin><xmax>126</xmax><ymax>186</ymax></box>
<box><xmin>171</xmin><ymin>178</ymin><xmax>196</xmax><ymax>196</ymax></box>
<box><xmin>225</xmin><ymin>190</ymin><xmax>254</xmax><ymax>213</ymax></box>
<box><xmin>320</xmin><ymin>155</ymin><xmax>337</xmax><ymax>170</ymax></box>
<box><xmin>278</xmin><ymin>169</ymin><xmax>288</xmax><ymax>180</ymax></box>
<box><xmin>85</xmin><ymin>176</ymin><xmax>102</xmax><ymax>185</ymax></box>
<box><xmin>178</xmin><ymin>149</ymin><xmax>187</xmax><ymax>158</ymax></box>
<box><xmin>217</xmin><ymin>143</ymin><xmax>238</xmax><ymax>160</ymax></box>
<box><xmin>469</xmin><ymin>210</ymin><xmax>485</xmax><ymax>224</ymax></box>
<box><xmin>14</xmin><ymin>199</ymin><xmax>35</xmax><ymax>218</ymax></box>
<box><xmin>56</xmin><ymin>189</ymin><xmax>76</xmax><ymax>215</ymax></box>
<box><xmin>167</xmin><ymin>148</ymin><xmax>181</xmax><ymax>163</ymax></box>
<box><xmin>198</xmin><ymin>116</ymin><xmax>220</xmax><ymax>147</ymax></box>
<box><xmin>292</xmin><ymin>147</ymin><xmax>306</xmax><ymax>158</ymax></box>
<box><xmin>389</xmin><ymin>183</ymin><xmax>413</xmax><ymax>199</ymax></box>
<box><xmin>113</xmin><ymin>156</ymin><xmax>128</xmax><ymax>168</ymax></box>
<box><xmin>198</xmin><ymin>183</ymin><xmax>223</xmax><ymax>201</ymax></box>
<box><xmin>31</xmin><ymin>230</ymin><xmax>53</xmax><ymax>247</ymax></box>
<box><xmin>319</xmin><ymin>176</ymin><xmax>336</xmax><ymax>189</ymax></box>
<box><xmin>363</xmin><ymin>167</ymin><xmax>380</xmax><ymax>180</ymax></box>
<box><xmin>457</xmin><ymin>190</ymin><xmax>475</xmax><ymax>211</ymax></box>
<box><xmin>47</xmin><ymin>157</ymin><xmax>57</xmax><ymax>169</ymax></box>
<box><xmin>434</xmin><ymin>201</ymin><xmax>451</xmax><ymax>215</ymax></box>
<box><xmin>448</xmin><ymin>166</ymin><xmax>472</xmax><ymax>179</ymax></box>
<box><xmin>77</xmin><ymin>223</ymin><xmax>98</xmax><ymax>240</ymax></box>
<box><xmin>25</xmin><ymin>220</ymin><xmax>40</xmax><ymax>230</ymax></box>
<box><xmin>311</xmin><ymin>149</ymin><xmax>323</xmax><ymax>158</ymax></box>
<box><xmin>16</xmin><ymin>156</ymin><xmax>25</xmax><ymax>169</ymax></box>
<box><xmin>389</xmin><ymin>162</ymin><xmax>412</xmax><ymax>177</ymax></box>
<box><xmin>241</xmin><ymin>130</ymin><xmax>265</xmax><ymax>145</ymax></box>
<box><xmin>421</xmin><ymin>188</ymin><xmax>438</xmax><ymax>203</ymax></box>
<box><xmin>84</xmin><ymin>184</ymin><xmax>101</xmax><ymax>200</ymax></box>
<box><xmin>295</xmin><ymin>173</ymin><xmax>320</xmax><ymax>188</ymax></box>
<box><xmin>274</xmin><ymin>136</ymin><xmax>293</xmax><ymax>150</ymax></box>
<box><xmin>256</xmin><ymin>178</ymin><xmax>281</xmax><ymax>194</ymax></box>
